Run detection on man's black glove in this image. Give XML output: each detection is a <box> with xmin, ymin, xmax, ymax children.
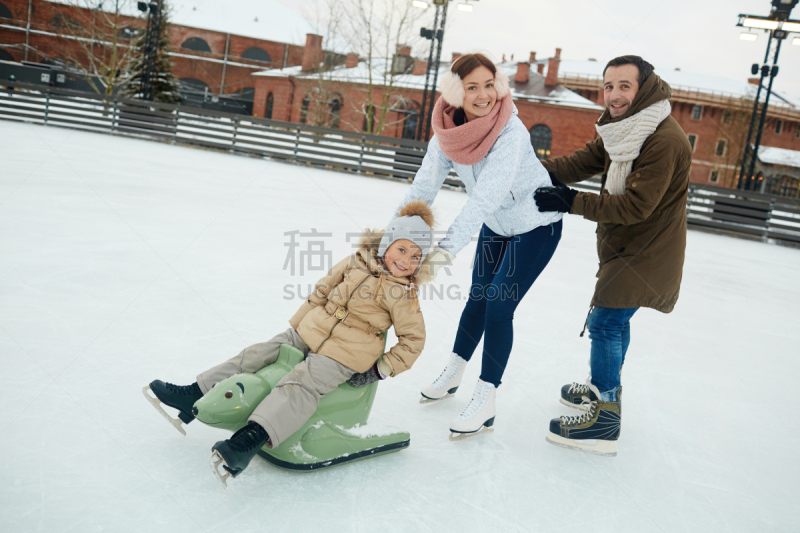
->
<box><xmin>347</xmin><ymin>362</ymin><xmax>384</xmax><ymax>387</ymax></box>
<box><xmin>534</xmin><ymin>183</ymin><xmax>579</xmax><ymax>213</ymax></box>
<box><xmin>548</xmin><ymin>172</ymin><xmax>565</xmax><ymax>188</ymax></box>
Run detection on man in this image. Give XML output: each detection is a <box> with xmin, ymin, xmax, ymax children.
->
<box><xmin>534</xmin><ymin>55</ymin><xmax>692</xmax><ymax>456</ymax></box>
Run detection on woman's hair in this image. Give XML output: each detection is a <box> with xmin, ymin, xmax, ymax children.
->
<box><xmin>451</xmin><ymin>53</ymin><xmax>497</xmax><ymax>78</ymax></box>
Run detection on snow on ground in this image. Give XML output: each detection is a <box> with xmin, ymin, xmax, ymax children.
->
<box><xmin>1</xmin><ymin>120</ymin><xmax>799</xmax><ymax>533</ymax></box>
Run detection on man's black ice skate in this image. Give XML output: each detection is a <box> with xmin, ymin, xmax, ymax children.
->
<box><xmin>559</xmin><ymin>381</ymin><xmax>599</xmax><ymax>411</ymax></box>
<box><xmin>210</xmin><ymin>421</ymin><xmax>271</xmax><ymax>488</ymax></box>
<box><xmin>547</xmin><ymin>385</ymin><xmax>621</xmax><ymax>456</ymax></box>
<box><xmin>142</xmin><ymin>380</ymin><xmax>203</xmax><ymax>436</ymax></box>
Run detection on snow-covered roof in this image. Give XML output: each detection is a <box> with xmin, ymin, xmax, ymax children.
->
<box><xmin>496</xmin><ymin>62</ymin><xmax>602</xmax><ymax>111</ymax></box>
<box><xmin>758</xmin><ymin>146</ymin><xmax>800</xmax><ymax>169</ymax></box>
<box><xmin>255</xmin><ymin>59</ymin><xmax>602</xmax><ymax>111</ymax></box>
<box><xmin>170</xmin><ymin>0</ymin><xmax>314</xmax><ymax>44</ymax></box>
<box><xmin>551</xmin><ymin>59</ymin><xmax>800</xmax><ymax>111</ymax></box>
<box><xmin>51</xmin><ymin>0</ymin><xmax>315</xmax><ymax>45</ymax></box>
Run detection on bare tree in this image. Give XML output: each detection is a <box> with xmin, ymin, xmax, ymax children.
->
<box><xmin>50</xmin><ymin>0</ymin><xmax>139</xmax><ymax>95</ymax></box>
<box><xmin>301</xmin><ymin>0</ymin><xmax>428</xmax><ymax>134</ymax></box>
<box><xmin>298</xmin><ymin>0</ymin><xmax>350</xmax><ymax>129</ymax></box>
<box><xmin>343</xmin><ymin>0</ymin><xmax>427</xmax><ymax>135</ymax></box>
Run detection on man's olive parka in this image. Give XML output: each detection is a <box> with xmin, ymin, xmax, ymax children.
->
<box><xmin>542</xmin><ymin>73</ymin><xmax>692</xmax><ymax>313</ymax></box>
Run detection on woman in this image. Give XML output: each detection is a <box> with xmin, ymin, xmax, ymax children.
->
<box><xmin>391</xmin><ymin>53</ymin><xmax>563</xmax><ymax>436</ymax></box>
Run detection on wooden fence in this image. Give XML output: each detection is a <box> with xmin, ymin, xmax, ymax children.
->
<box><xmin>2</xmin><ymin>82</ymin><xmax>799</xmax><ymax>245</ymax></box>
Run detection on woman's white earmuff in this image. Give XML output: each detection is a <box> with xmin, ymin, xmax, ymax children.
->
<box><xmin>440</xmin><ymin>71</ymin><xmax>465</xmax><ymax>107</ymax></box>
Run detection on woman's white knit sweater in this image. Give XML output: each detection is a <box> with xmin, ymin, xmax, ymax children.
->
<box><xmin>398</xmin><ymin>106</ymin><xmax>562</xmax><ymax>256</ymax></box>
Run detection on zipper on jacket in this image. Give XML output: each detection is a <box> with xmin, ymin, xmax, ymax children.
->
<box><xmin>579</xmin><ymin>305</ymin><xmax>594</xmax><ymax>337</ymax></box>
<box><xmin>316</xmin><ymin>273</ymin><xmax>371</xmax><ymax>353</ymax></box>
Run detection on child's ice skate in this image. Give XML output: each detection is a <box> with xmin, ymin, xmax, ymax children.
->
<box><xmin>142</xmin><ymin>381</ymin><xmax>203</xmax><ymax>436</ymax></box>
<box><xmin>449</xmin><ymin>379</ymin><xmax>496</xmax><ymax>440</ymax></box>
<box><xmin>420</xmin><ymin>352</ymin><xmax>467</xmax><ymax>403</ymax></box>
<box><xmin>210</xmin><ymin>421</ymin><xmax>271</xmax><ymax>488</ymax></box>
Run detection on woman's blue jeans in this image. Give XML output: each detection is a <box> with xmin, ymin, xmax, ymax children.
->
<box><xmin>587</xmin><ymin>306</ymin><xmax>639</xmax><ymax>401</ymax></box>
<box><xmin>452</xmin><ymin>221</ymin><xmax>562</xmax><ymax>387</ymax></box>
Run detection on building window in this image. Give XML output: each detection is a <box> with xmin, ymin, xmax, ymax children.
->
<box><xmin>775</xmin><ymin>119</ymin><xmax>783</xmax><ymax>134</ymax></box>
<box><xmin>722</xmin><ymin>111</ymin><xmax>732</xmax><ymax>124</ymax></box>
<box><xmin>709</xmin><ymin>169</ymin><xmax>720</xmax><ymax>184</ymax></box>
<box><xmin>328</xmin><ymin>98</ymin><xmax>341</xmax><ymax>129</ymax></box>
<box><xmin>715</xmin><ymin>139</ymin><xmax>727</xmax><ymax>157</ymax></box>
<box><xmin>529</xmin><ymin>124</ymin><xmax>552</xmax><ymax>160</ymax></box>
<box><xmin>300</xmin><ymin>96</ymin><xmax>309</xmax><ymax>124</ymax></box>
<box><xmin>687</xmin><ymin>134</ymin><xmax>697</xmax><ymax>152</ymax></box>
<box><xmin>796</xmin><ymin>125</ymin><xmax>800</xmax><ymax>138</ymax></box>
<box><xmin>0</xmin><ymin>49</ymin><xmax>13</xmax><ymax>61</ymax></box>
<box><xmin>402</xmin><ymin>110</ymin><xmax>419</xmax><ymax>140</ymax></box>
<box><xmin>265</xmin><ymin>92</ymin><xmax>274</xmax><ymax>120</ymax></box>
<box><xmin>0</xmin><ymin>3</ymin><xmax>13</xmax><ymax>19</ymax></box>
<box><xmin>691</xmin><ymin>105</ymin><xmax>702</xmax><ymax>120</ymax></box>
<box><xmin>241</xmin><ymin>47</ymin><xmax>271</xmax><ymax>63</ymax></box>
<box><xmin>117</xmin><ymin>26</ymin><xmax>138</xmax><ymax>40</ymax></box>
<box><xmin>181</xmin><ymin>37</ymin><xmax>212</xmax><ymax>53</ymax></box>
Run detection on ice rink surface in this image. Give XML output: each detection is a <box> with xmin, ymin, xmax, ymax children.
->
<box><xmin>1</xmin><ymin>120</ymin><xmax>799</xmax><ymax>533</ymax></box>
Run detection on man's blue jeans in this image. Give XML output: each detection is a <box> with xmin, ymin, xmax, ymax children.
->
<box><xmin>587</xmin><ymin>306</ymin><xmax>639</xmax><ymax>401</ymax></box>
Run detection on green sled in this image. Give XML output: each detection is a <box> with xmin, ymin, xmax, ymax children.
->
<box><xmin>192</xmin><ymin>341</ymin><xmax>410</xmax><ymax>471</ymax></box>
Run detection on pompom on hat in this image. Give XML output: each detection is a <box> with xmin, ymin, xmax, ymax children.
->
<box><xmin>440</xmin><ymin>65</ymin><xmax>509</xmax><ymax>108</ymax></box>
<box><xmin>378</xmin><ymin>200</ymin><xmax>435</xmax><ymax>263</ymax></box>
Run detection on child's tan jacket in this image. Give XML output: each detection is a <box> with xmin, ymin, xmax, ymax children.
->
<box><xmin>289</xmin><ymin>228</ymin><xmax>434</xmax><ymax>376</ymax></box>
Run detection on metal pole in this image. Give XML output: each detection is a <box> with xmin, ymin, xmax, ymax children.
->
<box><xmin>24</xmin><ymin>0</ymin><xmax>32</xmax><ymax>61</ymax></box>
<box><xmin>220</xmin><ymin>33</ymin><xmax>230</xmax><ymax>95</ymax></box>
<box><xmin>747</xmin><ymin>35</ymin><xmax>784</xmax><ymax>189</ymax></box>
<box><xmin>424</xmin><ymin>2</ymin><xmax>448</xmax><ymax>141</ymax></box>
<box><xmin>416</xmin><ymin>5</ymin><xmax>440</xmax><ymax>140</ymax></box>
<box><xmin>738</xmin><ymin>30</ymin><xmax>773</xmax><ymax>189</ymax></box>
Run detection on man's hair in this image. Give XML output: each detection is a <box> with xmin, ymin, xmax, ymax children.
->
<box><xmin>603</xmin><ymin>55</ymin><xmax>654</xmax><ymax>86</ymax></box>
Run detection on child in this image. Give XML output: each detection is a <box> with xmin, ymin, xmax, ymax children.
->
<box><xmin>146</xmin><ymin>201</ymin><xmax>435</xmax><ymax>481</ymax></box>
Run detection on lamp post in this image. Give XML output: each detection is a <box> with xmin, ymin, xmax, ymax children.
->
<box><xmin>736</xmin><ymin>0</ymin><xmax>799</xmax><ymax>191</ymax></box>
<box><xmin>137</xmin><ymin>0</ymin><xmax>163</xmax><ymax>101</ymax></box>
<box><xmin>413</xmin><ymin>0</ymin><xmax>477</xmax><ymax>141</ymax></box>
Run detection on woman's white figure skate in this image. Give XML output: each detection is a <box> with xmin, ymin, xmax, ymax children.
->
<box><xmin>420</xmin><ymin>352</ymin><xmax>468</xmax><ymax>403</ymax></box>
<box><xmin>449</xmin><ymin>379</ymin><xmax>496</xmax><ymax>440</ymax></box>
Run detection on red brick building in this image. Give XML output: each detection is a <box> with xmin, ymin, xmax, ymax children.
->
<box><xmin>251</xmin><ymin>45</ymin><xmax>603</xmax><ymax>160</ymax></box>
<box><xmin>0</xmin><ymin>0</ymin><xmax>307</xmax><ymax>97</ymax></box>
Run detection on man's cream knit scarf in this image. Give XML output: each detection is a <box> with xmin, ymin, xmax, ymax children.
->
<box><xmin>595</xmin><ymin>100</ymin><xmax>671</xmax><ymax>195</ymax></box>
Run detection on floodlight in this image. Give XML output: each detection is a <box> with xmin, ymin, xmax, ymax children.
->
<box><xmin>740</xmin><ymin>32</ymin><xmax>758</xmax><ymax>40</ymax></box>
<box><xmin>412</xmin><ymin>1</ymin><xmax>429</xmax><ymax>9</ymax></box>
<box><xmin>781</xmin><ymin>20</ymin><xmax>800</xmax><ymax>31</ymax></box>
<box><xmin>741</xmin><ymin>16</ymin><xmax>780</xmax><ymax>30</ymax></box>
<box><xmin>457</xmin><ymin>3</ymin><xmax>473</xmax><ymax>12</ymax></box>
<box><xmin>793</xmin><ymin>36</ymin><xmax>800</xmax><ymax>44</ymax></box>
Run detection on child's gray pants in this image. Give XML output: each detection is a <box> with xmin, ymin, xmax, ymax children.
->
<box><xmin>196</xmin><ymin>327</ymin><xmax>355</xmax><ymax>448</ymax></box>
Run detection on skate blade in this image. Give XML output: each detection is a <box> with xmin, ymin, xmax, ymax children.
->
<box><xmin>559</xmin><ymin>398</ymin><xmax>590</xmax><ymax>411</ymax></box>
<box><xmin>448</xmin><ymin>426</ymin><xmax>494</xmax><ymax>441</ymax></box>
<box><xmin>209</xmin><ymin>451</ymin><xmax>232</xmax><ymax>489</ymax></box>
<box><xmin>419</xmin><ymin>393</ymin><xmax>455</xmax><ymax>404</ymax></box>
<box><xmin>545</xmin><ymin>434</ymin><xmax>617</xmax><ymax>457</ymax></box>
<box><xmin>142</xmin><ymin>386</ymin><xmax>186</xmax><ymax>436</ymax></box>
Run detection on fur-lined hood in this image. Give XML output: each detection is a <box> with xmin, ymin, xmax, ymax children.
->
<box><xmin>358</xmin><ymin>228</ymin><xmax>435</xmax><ymax>287</ymax></box>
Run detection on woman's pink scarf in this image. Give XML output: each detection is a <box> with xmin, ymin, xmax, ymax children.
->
<box><xmin>431</xmin><ymin>93</ymin><xmax>514</xmax><ymax>166</ymax></box>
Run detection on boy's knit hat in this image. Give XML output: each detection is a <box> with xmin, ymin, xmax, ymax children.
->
<box><xmin>378</xmin><ymin>200</ymin><xmax>435</xmax><ymax>262</ymax></box>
